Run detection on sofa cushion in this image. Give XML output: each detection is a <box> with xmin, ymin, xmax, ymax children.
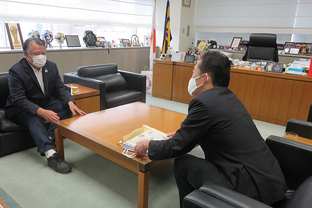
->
<box><xmin>106</xmin><ymin>90</ymin><xmax>143</xmax><ymax>108</ymax></box>
<box><xmin>0</xmin><ymin>72</ymin><xmax>9</xmax><ymax>109</ymax></box>
<box><xmin>95</xmin><ymin>73</ymin><xmax>129</xmax><ymax>92</ymax></box>
<box><xmin>0</xmin><ymin>110</ymin><xmax>27</xmax><ymax>132</ymax></box>
<box><xmin>77</xmin><ymin>64</ymin><xmax>118</xmax><ymax>77</ymax></box>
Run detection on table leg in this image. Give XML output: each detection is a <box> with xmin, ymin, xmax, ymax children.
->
<box><xmin>138</xmin><ymin>170</ymin><xmax>150</xmax><ymax>208</ymax></box>
<box><xmin>55</xmin><ymin>129</ymin><xmax>64</xmax><ymax>159</ymax></box>
<box><xmin>0</xmin><ymin>197</ymin><xmax>9</xmax><ymax>208</ymax></box>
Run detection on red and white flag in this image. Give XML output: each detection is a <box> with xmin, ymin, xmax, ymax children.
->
<box><xmin>149</xmin><ymin>0</ymin><xmax>156</xmax><ymax>71</ymax></box>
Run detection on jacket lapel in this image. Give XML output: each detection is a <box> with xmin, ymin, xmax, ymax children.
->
<box><xmin>22</xmin><ymin>58</ymin><xmax>41</xmax><ymax>89</ymax></box>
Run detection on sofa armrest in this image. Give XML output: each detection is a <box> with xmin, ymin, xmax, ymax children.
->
<box><xmin>266</xmin><ymin>135</ymin><xmax>312</xmax><ymax>190</ymax></box>
<box><xmin>184</xmin><ymin>190</ymin><xmax>239</xmax><ymax>208</ymax></box>
<box><xmin>286</xmin><ymin>119</ymin><xmax>312</xmax><ymax>139</ymax></box>
<box><xmin>119</xmin><ymin>70</ymin><xmax>146</xmax><ymax>102</ymax></box>
<box><xmin>307</xmin><ymin>103</ymin><xmax>312</xmax><ymax>122</ymax></box>
<box><xmin>184</xmin><ymin>181</ymin><xmax>271</xmax><ymax>208</ymax></box>
<box><xmin>63</xmin><ymin>72</ymin><xmax>107</xmax><ymax>110</ymax></box>
<box><xmin>200</xmin><ymin>181</ymin><xmax>271</xmax><ymax>208</ymax></box>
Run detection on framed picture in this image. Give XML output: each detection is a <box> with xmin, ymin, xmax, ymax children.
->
<box><xmin>121</xmin><ymin>39</ymin><xmax>130</xmax><ymax>47</ymax></box>
<box><xmin>284</xmin><ymin>42</ymin><xmax>295</xmax><ymax>54</ymax></box>
<box><xmin>289</xmin><ymin>47</ymin><xmax>300</xmax><ymax>55</ymax></box>
<box><xmin>230</xmin><ymin>37</ymin><xmax>242</xmax><ymax>49</ymax></box>
<box><xmin>182</xmin><ymin>0</ymin><xmax>191</xmax><ymax>7</ymax></box>
<box><xmin>265</xmin><ymin>62</ymin><xmax>283</xmax><ymax>73</ymax></box>
<box><xmin>5</xmin><ymin>23</ymin><xmax>23</xmax><ymax>49</ymax></box>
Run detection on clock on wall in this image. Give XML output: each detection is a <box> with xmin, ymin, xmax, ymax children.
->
<box><xmin>183</xmin><ymin>0</ymin><xmax>191</xmax><ymax>7</ymax></box>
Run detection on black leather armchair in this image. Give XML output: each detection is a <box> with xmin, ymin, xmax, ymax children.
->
<box><xmin>286</xmin><ymin>103</ymin><xmax>312</xmax><ymax>139</ymax></box>
<box><xmin>63</xmin><ymin>64</ymin><xmax>146</xmax><ymax>110</ymax></box>
<box><xmin>0</xmin><ymin>72</ymin><xmax>36</xmax><ymax>157</ymax></box>
<box><xmin>184</xmin><ymin>135</ymin><xmax>312</xmax><ymax>208</ymax></box>
<box><xmin>242</xmin><ymin>33</ymin><xmax>279</xmax><ymax>62</ymax></box>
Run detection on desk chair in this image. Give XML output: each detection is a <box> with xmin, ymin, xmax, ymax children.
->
<box><xmin>242</xmin><ymin>33</ymin><xmax>279</xmax><ymax>62</ymax></box>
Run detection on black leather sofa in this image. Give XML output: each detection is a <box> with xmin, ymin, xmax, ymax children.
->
<box><xmin>285</xmin><ymin>103</ymin><xmax>312</xmax><ymax>139</ymax></box>
<box><xmin>0</xmin><ymin>72</ymin><xmax>36</xmax><ymax>157</ymax></box>
<box><xmin>184</xmin><ymin>135</ymin><xmax>312</xmax><ymax>208</ymax></box>
<box><xmin>63</xmin><ymin>64</ymin><xmax>146</xmax><ymax>110</ymax></box>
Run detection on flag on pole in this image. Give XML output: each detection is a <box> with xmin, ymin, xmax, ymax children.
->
<box><xmin>161</xmin><ymin>0</ymin><xmax>172</xmax><ymax>55</ymax></box>
<box><xmin>149</xmin><ymin>0</ymin><xmax>156</xmax><ymax>71</ymax></box>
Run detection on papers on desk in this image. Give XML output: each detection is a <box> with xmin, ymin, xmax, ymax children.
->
<box><xmin>292</xmin><ymin>59</ymin><xmax>310</xmax><ymax>68</ymax></box>
<box><xmin>284</xmin><ymin>70</ymin><xmax>307</xmax><ymax>76</ymax></box>
<box><xmin>285</xmin><ymin>59</ymin><xmax>308</xmax><ymax>76</ymax></box>
<box><xmin>120</xmin><ymin>125</ymin><xmax>168</xmax><ymax>158</ymax></box>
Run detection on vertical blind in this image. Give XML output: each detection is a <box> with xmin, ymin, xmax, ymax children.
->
<box><xmin>0</xmin><ymin>0</ymin><xmax>153</xmax><ymax>27</ymax></box>
<box><xmin>195</xmin><ymin>0</ymin><xmax>312</xmax><ymax>34</ymax></box>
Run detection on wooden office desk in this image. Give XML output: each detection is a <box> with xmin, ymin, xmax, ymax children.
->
<box><xmin>152</xmin><ymin>60</ymin><xmax>312</xmax><ymax>126</ymax></box>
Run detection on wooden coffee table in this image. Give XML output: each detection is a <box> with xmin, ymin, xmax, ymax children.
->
<box><xmin>65</xmin><ymin>83</ymin><xmax>100</xmax><ymax>114</ymax></box>
<box><xmin>54</xmin><ymin>102</ymin><xmax>186</xmax><ymax>208</ymax></box>
<box><xmin>0</xmin><ymin>197</ymin><xmax>9</xmax><ymax>208</ymax></box>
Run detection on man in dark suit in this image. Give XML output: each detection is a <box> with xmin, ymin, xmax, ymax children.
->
<box><xmin>134</xmin><ymin>51</ymin><xmax>287</xmax><ymax>207</ymax></box>
<box><xmin>5</xmin><ymin>38</ymin><xmax>86</xmax><ymax>174</ymax></box>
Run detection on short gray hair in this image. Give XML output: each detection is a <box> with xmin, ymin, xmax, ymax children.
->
<box><xmin>23</xmin><ymin>38</ymin><xmax>45</xmax><ymax>52</ymax></box>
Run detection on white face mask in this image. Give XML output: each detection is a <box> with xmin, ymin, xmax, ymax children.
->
<box><xmin>29</xmin><ymin>54</ymin><xmax>46</xmax><ymax>69</ymax></box>
<box><xmin>122</xmin><ymin>149</ymin><xmax>136</xmax><ymax>158</ymax></box>
<box><xmin>188</xmin><ymin>74</ymin><xmax>208</xmax><ymax>96</ymax></box>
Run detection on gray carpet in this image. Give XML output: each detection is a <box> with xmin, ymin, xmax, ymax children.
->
<box><xmin>0</xmin><ymin>94</ymin><xmax>285</xmax><ymax>207</ymax></box>
<box><xmin>0</xmin><ymin>138</ymin><xmax>204</xmax><ymax>208</ymax></box>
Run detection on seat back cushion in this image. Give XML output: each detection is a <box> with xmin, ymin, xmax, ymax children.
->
<box><xmin>266</xmin><ymin>135</ymin><xmax>312</xmax><ymax>190</ymax></box>
<box><xmin>77</xmin><ymin>64</ymin><xmax>118</xmax><ymax>77</ymax></box>
<box><xmin>95</xmin><ymin>73</ymin><xmax>129</xmax><ymax>92</ymax></box>
<box><xmin>247</xmin><ymin>46</ymin><xmax>275</xmax><ymax>61</ymax></box>
<box><xmin>0</xmin><ymin>72</ymin><xmax>9</xmax><ymax>109</ymax></box>
<box><xmin>0</xmin><ymin>110</ymin><xmax>27</xmax><ymax>132</ymax></box>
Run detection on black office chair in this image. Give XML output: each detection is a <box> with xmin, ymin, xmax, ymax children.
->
<box><xmin>242</xmin><ymin>33</ymin><xmax>279</xmax><ymax>62</ymax></box>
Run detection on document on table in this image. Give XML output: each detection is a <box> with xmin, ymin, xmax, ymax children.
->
<box><xmin>120</xmin><ymin>125</ymin><xmax>168</xmax><ymax>152</ymax></box>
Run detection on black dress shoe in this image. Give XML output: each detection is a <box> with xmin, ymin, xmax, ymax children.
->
<box><xmin>47</xmin><ymin>153</ymin><xmax>72</xmax><ymax>174</ymax></box>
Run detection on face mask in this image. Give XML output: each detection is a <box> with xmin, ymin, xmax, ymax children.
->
<box><xmin>29</xmin><ymin>54</ymin><xmax>46</xmax><ymax>69</ymax></box>
<box><xmin>188</xmin><ymin>74</ymin><xmax>208</xmax><ymax>96</ymax></box>
<box><xmin>122</xmin><ymin>149</ymin><xmax>136</xmax><ymax>158</ymax></box>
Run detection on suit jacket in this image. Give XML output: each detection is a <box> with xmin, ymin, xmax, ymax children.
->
<box><xmin>148</xmin><ymin>87</ymin><xmax>287</xmax><ymax>205</ymax></box>
<box><xmin>5</xmin><ymin>58</ymin><xmax>74</xmax><ymax>118</ymax></box>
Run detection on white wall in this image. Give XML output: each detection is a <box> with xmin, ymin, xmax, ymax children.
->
<box><xmin>179</xmin><ymin>0</ymin><xmax>196</xmax><ymax>52</ymax></box>
<box><xmin>155</xmin><ymin>0</ymin><xmax>195</xmax><ymax>52</ymax></box>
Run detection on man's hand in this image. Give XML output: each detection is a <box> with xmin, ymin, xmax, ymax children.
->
<box><xmin>36</xmin><ymin>108</ymin><xmax>60</xmax><ymax>123</ymax></box>
<box><xmin>68</xmin><ymin>101</ymin><xmax>86</xmax><ymax>116</ymax></box>
<box><xmin>167</xmin><ymin>132</ymin><xmax>176</xmax><ymax>138</ymax></box>
<box><xmin>134</xmin><ymin>139</ymin><xmax>151</xmax><ymax>157</ymax></box>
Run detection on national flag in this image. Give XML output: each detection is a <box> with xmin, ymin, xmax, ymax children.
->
<box><xmin>161</xmin><ymin>0</ymin><xmax>172</xmax><ymax>55</ymax></box>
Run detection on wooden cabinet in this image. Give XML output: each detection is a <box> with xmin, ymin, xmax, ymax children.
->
<box><xmin>152</xmin><ymin>60</ymin><xmax>312</xmax><ymax>126</ymax></box>
<box><xmin>66</xmin><ymin>84</ymin><xmax>100</xmax><ymax>114</ymax></box>
<box><xmin>152</xmin><ymin>60</ymin><xmax>174</xmax><ymax>100</ymax></box>
<box><xmin>173</xmin><ymin>62</ymin><xmax>193</xmax><ymax>103</ymax></box>
<box><xmin>229</xmin><ymin>67</ymin><xmax>312</xmax><ymax>126</ymax></box>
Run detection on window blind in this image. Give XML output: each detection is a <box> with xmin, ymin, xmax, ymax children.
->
<box><xmin>0</xmin><ymin>0</ymin><xmax>153</xmax><ymax>27</ymax></box>
<box><xmin>195</xmin><ymin>0</ymin><xmax>312</xmax><ymax>35</ymax></box>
